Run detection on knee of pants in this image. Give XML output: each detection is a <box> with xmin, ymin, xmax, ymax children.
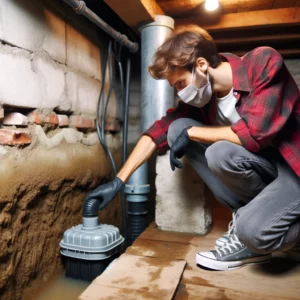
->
<box><xmin>236</xmin><ymin>215</ymin><xmax>272</xmax><ymax>254</ymax></box>
<box><xmin>167</xmin><ymin>118</ymin><xmax>202</xmax><ymax>147</ymax></box>
<box><xmin>167</xmin><ymin>120</ymin><xmax>183</xmax><ymax>147</ymax></box>
<box><xmin>205</xmin><ymin>141</ymin><xmax>239</xmax><ymax>176</ymax></box>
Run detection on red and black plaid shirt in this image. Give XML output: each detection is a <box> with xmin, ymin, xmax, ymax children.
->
<box><xmin>143</xmin><ymin>47</ymin><xmax>300</xmax><ymax>177</ymax></box>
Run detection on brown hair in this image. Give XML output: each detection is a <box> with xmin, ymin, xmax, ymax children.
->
<box><xmin>148</xmin><ymin>25</ymin><xmax>220</xmax><ymax>79</ymax></box>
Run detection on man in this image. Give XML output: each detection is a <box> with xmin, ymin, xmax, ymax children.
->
<box><xmin>85</xmin><ymin>25</ymin><xmax>300</xmax><ymax>271</ymax></box>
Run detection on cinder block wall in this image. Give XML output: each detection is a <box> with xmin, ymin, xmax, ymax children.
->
<box><xmin>0</xmin><ymin>1</ymin><xmax>140</xmax><ymax>299</ymax></box>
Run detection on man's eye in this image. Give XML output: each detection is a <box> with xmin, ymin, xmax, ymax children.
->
<box><xmin>176</xmin><ymin>81</ymin><xmax>184</xmax><ymax>89</ymax></box>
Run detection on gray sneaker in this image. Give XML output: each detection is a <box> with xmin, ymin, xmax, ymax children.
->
<box><xmin>197</xmin><ymin>217</ymin><xmax>272</xmax><ymax>270</ymax></box>
<box><xmin>215</xmin><ymin>213</ymin><xmax>236</xmax><ymax>249</ymax></box>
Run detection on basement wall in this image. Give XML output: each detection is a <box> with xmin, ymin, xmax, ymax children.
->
<box><xmin>0</xmin><ymin>1</ymin><xmax>141</xmax><ymax>299</ymax></box>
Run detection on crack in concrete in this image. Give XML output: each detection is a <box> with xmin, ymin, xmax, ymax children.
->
<box><xmin>0</xmin><ymin>40</ymin><xmax>102</xmax><ymax>82</ymax></box>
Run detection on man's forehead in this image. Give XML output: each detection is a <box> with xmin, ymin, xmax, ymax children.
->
<box><xmin>167</xmin><ymin>68</ymin><xmax>188</xmax><ymax>86</ymax></box>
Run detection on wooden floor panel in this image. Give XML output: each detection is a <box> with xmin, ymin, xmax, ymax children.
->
<box><xmin>130</xmin><ymin>219</ymin><xmax>300</xmax><ymax>300</ymax></box>
<box><xmin>174</xmin><ymin>284</ymin><xmax>296</xmax><ymax>300</ymax></box>
<box><xmin>79</xmin><ymin>254</ymin><xmax>186</xmax><ymax>300</ymax></box>
<box><xmin>81</xmin><ymin>198</ymin><xmax>300</xmax><ymax>299</ymax></box>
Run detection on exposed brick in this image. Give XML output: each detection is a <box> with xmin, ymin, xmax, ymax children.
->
<box><xmin>3</xmin><ymin>113</ymin><xmax>28</xmax><ymax>126</ymax></box>
<box><xmin>69</xmin><ymin>115</ymin><xmax>95</xmax><ymax>129</ymax></box>
<box><xmin>0</xmin><ymin>129</ymin><xmax>31</xmax><ymax>146</ymax></box>
<box><xmin>46</xmin><ymin>112</ymin><xmax>59</xmax><ymax>125</ymax></box>
<box><xmin>27</xmin><ymin>111</ymin><xmax>46</xmax><ymax>125</ymax></box>
<box><xmin>57</xmin><ymin>114</ymin><xmax>69</xmax><ymax>127</ymax></box>
<box><xmin>105</xmin><ymin>120</ymin><xmax>121</xmax><ymax>133</ymax></box>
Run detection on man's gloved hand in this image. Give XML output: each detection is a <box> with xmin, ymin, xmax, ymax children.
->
<box><xmin>84</xmin><ymin>177</ymin><xmax>125</xmax><ymax>210</ymax></box>
<box><xmin>170</xmin><ymin>126</ymin><xmax>192</xmax><ymax>171</ymax></box>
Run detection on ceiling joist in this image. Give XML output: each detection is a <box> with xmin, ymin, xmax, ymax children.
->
<box><xmin>104</xmin><ymin>0</ymin><xmax>164</xmax><ymax>28</ymax></box>
<box><xmin>157</xmin><ymin>0</ymin><xmax>300</xmax><ymax>16</ymax></box>
<box><xmin>104</xmin><ymin>1</ymin><xmax>300</xmax><ymax>58</ymax></box>
<box><xmin>175</xmin><ymin>7</ymin><xmax>300</xmax><ymax>31</ymax></box>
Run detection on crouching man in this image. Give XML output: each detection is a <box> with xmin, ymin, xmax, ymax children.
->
<box><xmin>85</xmin><ymin>25</ymin><xmax>300</xmax><ymax>271</ymax></box>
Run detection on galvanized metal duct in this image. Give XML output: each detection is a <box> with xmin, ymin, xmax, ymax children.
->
<box><xmin>125</xmin><ymin>15</ymin><xmax>175</xmax><ymax>243</ymax></box>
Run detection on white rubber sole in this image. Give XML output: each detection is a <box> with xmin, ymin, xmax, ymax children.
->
<box><xmin>196</xmin><ymin>253</ymin><xmax>272</xmax><ymax>271</ymax></box>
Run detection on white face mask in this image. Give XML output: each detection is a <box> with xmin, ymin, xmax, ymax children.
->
<box><xmin>177</xmin><ymin>67</ymin><xmax>212</xmax><ymax>108</ymax></box>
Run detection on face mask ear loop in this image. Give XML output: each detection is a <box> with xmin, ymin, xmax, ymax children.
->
<box><xmin>191</xmin><ymin>66</ymin><xmax>195</xmax><ymax>86</ymax></box>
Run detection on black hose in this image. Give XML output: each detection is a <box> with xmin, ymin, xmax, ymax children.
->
<box><xmin>96</xmin><ymin>41</ymin><xmax>117</xmax><ymax>176</ymax></box>
<box><xmin>93</xmin><ymin>41</ymin><xmax>132</xmax><ymax>241</ymax></box>
<box><xmin>83</xmin><ymin>198</ymin><xmax>99</xmax><ymax>217</ymax></box>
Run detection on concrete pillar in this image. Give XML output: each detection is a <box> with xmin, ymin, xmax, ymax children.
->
<box><xmin>155</xmin><ymin>153</ymin><xmax>211</xmax><ymax>234</ymax></box>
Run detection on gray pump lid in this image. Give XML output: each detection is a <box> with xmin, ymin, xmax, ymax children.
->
<box><xmin>60</xmin><ymin>223</ymin><xmax>124</xmax><ymax>260</ymax></box>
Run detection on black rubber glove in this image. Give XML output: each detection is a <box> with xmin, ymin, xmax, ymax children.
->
<box><xmin>169</xmin><ymin>126</ymin><xmax>192</xmax><ymax>171</ymax></box>
<box><xmin>84</xmin><ymin>177</ymin><xmax>125</xmax><ymax>210</ymax></box>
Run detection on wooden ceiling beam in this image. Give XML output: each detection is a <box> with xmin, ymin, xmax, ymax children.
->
<box><xmin>156</xmin><ymin>0</ymin><xmax>294</xmax><ymax>16</ymax></box>
<box><xmin>175</xmin><ymin>8</ymin><xmax>300</xmax><ymax>31</ymax></box>
<box><xmin>104</xmin><ymin>0</ymin><xmax>164</xmax><ymax>28</ymax></box>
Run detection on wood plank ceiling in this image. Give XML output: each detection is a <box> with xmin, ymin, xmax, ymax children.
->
<box><xmin>104</xmin><ymin>0</ymin><xmax>300</xmax><ymax>57</ymax></box>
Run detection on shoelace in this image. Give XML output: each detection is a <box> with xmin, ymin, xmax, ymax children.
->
<box><xmin>224</xmin><ymin>212</ymin><xmax>236</xmax><ymax>238</ymax></box>
<box><xmin>224</xmin><ymin>220</ymin><xmax>234</xmax><ymax>238</ymax></box>
<box><xmin>216</xmin><ymin>213</ymin><xmax>244</xmax><ymax>256</ymax></box>
<box><xmin>216</xmin><ymin>233</ymin><xmax>244</xmax><ymax>256</ymax></box>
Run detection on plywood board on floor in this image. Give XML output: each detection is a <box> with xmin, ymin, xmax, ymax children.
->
<box><xmin>181</xmin><ymin>254</ymin><xmax>300</xmax><ymax>299</ymax></box>
<box><xmin>174</xmin><ymin>283</ymin><xmax>296</xmax><ymax>300</ymax></box>
<box><xmin>79</xmin><ymin>253</ymin><xmax>186</xmax><ymax>300</ymax></box>
<box><xmin>126</xmin><ymin>233</ymin><xmax>221</xmax><ymax>272</ymax></box>
<box><xmin>80</xmin><ymin>201</ymin><xmax>300</xmax><ymax>300</ymax></box>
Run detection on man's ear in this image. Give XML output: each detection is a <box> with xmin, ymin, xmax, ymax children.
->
<box><xmin>196</xmin><ymin>57</ymin><xmax>208</xmax><ymax>73</ymax></box>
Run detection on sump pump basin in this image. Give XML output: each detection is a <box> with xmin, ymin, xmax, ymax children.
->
<box><xmin>60</xmin><ymin>218</ymin><xmax>124</xmax><ymax>281</ymax></box>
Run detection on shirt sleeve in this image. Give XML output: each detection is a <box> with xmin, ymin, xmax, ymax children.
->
<box><xmin>231</xmin><ymin>47</ymin><xmax>298</xmax><ymax>152</ymax></box>
<box><xmin>143</xmin><ymin>101</ymin><xmax>203</xmax><ymax>153</ymax></box>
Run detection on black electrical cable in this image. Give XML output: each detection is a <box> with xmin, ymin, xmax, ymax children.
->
<box><xmin>95</xmin><ymin>39</ymin><xmax>132</xmax><ymax>242</ymax></box>
<box><xmin>96</xmin><ymin>40</ymin><xmax>117</xmax><ymax>177</ymax></box>
<box><xmin>114</xmin><ymin>41</ymin><xmax>128</xmax><ymax>243</ymax></box>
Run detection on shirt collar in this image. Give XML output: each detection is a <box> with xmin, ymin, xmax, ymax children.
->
<box><xmin>219</xmin><ymin>53</ymin><xmax>251</xmax><ymax>92</ymax></box>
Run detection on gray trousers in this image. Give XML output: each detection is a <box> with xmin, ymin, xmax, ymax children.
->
<box><xmin>167</xmin><ymin>118</ymin><xmax>300</xmax><ymax>254</ymax></box>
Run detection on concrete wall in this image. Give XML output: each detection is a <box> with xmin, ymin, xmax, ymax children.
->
<box><xmin>0</xmin><ymin>0</ymin><xmax>120</xmax><ymax>116</ymax></box>
<box><xmin>0</xmin><ymin>0</ymin><xmax>140</xmax><ymax>299</ymax></box>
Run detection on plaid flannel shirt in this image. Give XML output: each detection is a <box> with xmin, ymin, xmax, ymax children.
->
<box><xmin>143</xmin><ymin>47</ymin><xmax>300</xmax><ymax>177</ymax></box>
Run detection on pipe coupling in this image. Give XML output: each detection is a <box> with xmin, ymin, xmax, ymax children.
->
<box><xmin>124</xmin><ymin>184</ymin><xmax>150</xmax><ymax>197</ymax></box>
<box><xmin>115</xmin><ymin>32</ymin><xmax>139</xmax><ymax>53</ymax></box>
<box><xmin>74</xmin><ymin>0</ymin><xmax>86</xmax><ymax>14</ymax></box>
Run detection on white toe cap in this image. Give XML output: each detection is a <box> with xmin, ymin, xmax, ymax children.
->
<box><xmin>197</xmin><ymin>251</ymin><xmax>217</xmax><ymax>260</ymax></box>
